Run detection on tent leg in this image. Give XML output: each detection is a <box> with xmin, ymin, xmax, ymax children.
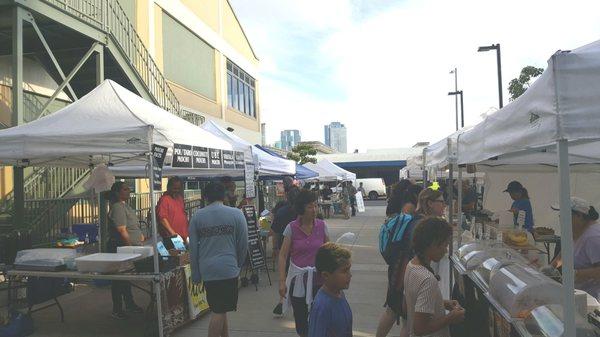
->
<box><xmin>147</xmin><ymin>132</ymin><xmax>164</xmax><ymax>337</ymax></box>
<box><xmin>557</xmin><ymin>139</ymin><xmax>575</xmax><ymax>337</ymax></box>
<box><xmin>447</xmin><ymin>163</ymin><xmax>454</xmax><ymax>296</ymax></box>
<box><xmin>457</xmin><ymin>166</ymin><xmax>463</xmax><ymax>241</ymax></box>
<box><xmin>12</xmin><ymin>6</ymin><xmax>24</xmax><ymax>228</ymax></box>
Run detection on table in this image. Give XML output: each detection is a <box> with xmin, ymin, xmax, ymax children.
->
<box><xmin>5</xmin><ymin>266</ymin><xmax>206</xmax><ymax>336</ymax></box>
<box><xmin>532</xmin><ymin>234</ymin><xmax>560</xmax><ymax>264</ymax></box>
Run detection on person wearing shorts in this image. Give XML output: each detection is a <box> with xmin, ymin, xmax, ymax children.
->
<box><xmin>189</xmin><ymin>182</ymin><xmax>248</xmax><ymax>337</ymax></box>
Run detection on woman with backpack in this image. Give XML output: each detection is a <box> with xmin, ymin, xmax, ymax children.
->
<box><xmin>376</xmin><ymin>186</ymin><xmax>444</xmax><ymax>337</ymax></box>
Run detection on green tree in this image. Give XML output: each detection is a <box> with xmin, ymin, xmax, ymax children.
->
<box><xmin>508</xmin><ymin>66</ymin><xmax>544</xmax><ymax>101</ymax></box>
<box><xmin>286</xmin><ymin>144</ymin><xmax>317</xmax><ymax>164</ymax></box>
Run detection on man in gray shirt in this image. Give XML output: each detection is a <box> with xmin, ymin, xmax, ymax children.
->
<box><xmin>189</xmin><ymin>182</ymin><xmax>248</xmax><ymax>337</ymax></box>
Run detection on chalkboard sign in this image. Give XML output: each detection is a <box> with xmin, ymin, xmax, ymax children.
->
<box><xmin>242</xmin><ymin>205</ymin><xmax>266</xmax><ymax>270</ymax></box>
<box><xmin>152</xmin><ymin>144</ymin><xmax>168</xmax><ymax>190</ymax></box>
<box><xmin>192</xmin><ymin>146</ymin><xmax>209</xmax><ymax>169</ymax></box>
<box><xmin>222</xmin><ymin>150</ymin><xmax>236</xmax><ymax>169</ymax></box>
<box><xmin>209</xmin><ymin>149</ymin><xmax>223</xmax><ymax>169</ymax></box>
<box><xmin>234</xmin><ymin>151</ymin><xmax>245</xmax><ymax>170</ymax></box>
<box><xmin>173</xmin><ymin>144</ymin><xmax>193</xmax><ymax>168</ymax></box>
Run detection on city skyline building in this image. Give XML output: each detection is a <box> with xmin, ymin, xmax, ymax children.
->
<box><xmin>280</xmin><ymin>129</ymin><xmax>301</xmax><ymax>150</ymax></box>
<box><xmin>324</xmin><ymin>122</ymin><xmax>348</xmax><ymax>153</ymax></box>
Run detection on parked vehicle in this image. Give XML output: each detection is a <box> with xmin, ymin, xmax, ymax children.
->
<box><xmin>356</xmin><ymin>178</ymin><xmax>387</xmax><ymax>200</ymax></box>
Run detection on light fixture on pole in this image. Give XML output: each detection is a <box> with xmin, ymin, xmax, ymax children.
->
<box><xmin>478</xmin><ymin>43</ymin><xmax>503</xmax><ymax>108</ymax></box>
<box><xmin>450</xmin><ymin>68</ymin><xmax>458</xmax><ymax>131</ymax></box>
<box><xmin>448</xmin><ymin>91</ymin><xmax>464</xmax><ymax>128</ymax></box>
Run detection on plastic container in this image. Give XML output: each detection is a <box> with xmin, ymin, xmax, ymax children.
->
<box><xmin>117</xmin><ymin>246</ymin><xmax>154</xmax><ymax>259</ymax></box>
<box><xmin>457</xmin><ymin>242</ymin><xmax>487</xmax><ymax>259</ymax></box>
<box><xmin>75</xmin><ymin>253</ymin><xmax>140</xmax><ymax>273</ymax></box>
<box><xmin>523</xmin><ymin>304</ymin><xmax>597</xmax><ymax>337</ymax></box>
<box><xmin>15</xmin><ymin>248</ymin><xmax>75</xmax><ymax>265</ymax></box>
<box><xmin>489</xmin><ymin>263</ymin><xmax>563</xmax><ymax>318</ymax></box>
<box><xmin>462</xmin><ymin>248</ymin><xmax>521</xmax><ymax>271</ymax></box>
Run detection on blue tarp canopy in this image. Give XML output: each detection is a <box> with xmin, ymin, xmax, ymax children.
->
<box><xmin>255</xmin><ymin>145</ymin><xmax>319</xmax><ymax>180</ymax></box>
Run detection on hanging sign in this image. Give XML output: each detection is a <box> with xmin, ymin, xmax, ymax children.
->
<box><xmin>222</xmin><ymin>150</ymin><xmax>236</xmax><ymax>169</ymax></box>
<box><xmin>242</xmin><ymin>205</ymin><xmax>266</xmax><ymax>270</ymax></box>
<box><xmin>209</xmin><ymin>149</ymin><xmax>223</xmax><ymax>169</ymax></box>
<box><xmin>192</xmin><ymin>146</ymin><xmax>209</xmax><ymax>169</ymax></box>
<box><xmin>152</xmin><ymin>144</ymin><xmax>168</xmax><ymax>190</ymax></box>
<box><xmin>172</xmin><ymin>144</ymin><xmax>193</xmax><ymax>168</ymax></box>
<box><xmin>245</xmin><ymin>163</ymin><xmax>256</xmax><ymax>198</ymax></box>
<box><xmin>234</xmin><ymin>151</ymin><xmax>245</xmax><ymax>170</ymax></box>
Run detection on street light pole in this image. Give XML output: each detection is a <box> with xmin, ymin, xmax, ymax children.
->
<box><xmin>450</xmin><ymin>68</ymin><xmax>458</xmax><ymax>130</ymax></box>
<box><xmin>478</xmin><ymin>43</ymin><xmax>503</xmax><ymax>108</ymax></box>
<box><xmin>448</xmin><ymin>90</ymin><xmax>464</xmax><ymax>128</ymax></box>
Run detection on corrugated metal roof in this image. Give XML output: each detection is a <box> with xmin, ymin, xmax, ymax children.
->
<box><xmin>315</xmin><ymin>147</ymin><xmax>425</xmax><ymax>163</ymax></box>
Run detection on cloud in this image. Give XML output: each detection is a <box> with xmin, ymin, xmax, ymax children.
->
<box><xmin>231</xmin><ymin>0</ymin><xmax>600</xmax><ymax>151</ymax></box>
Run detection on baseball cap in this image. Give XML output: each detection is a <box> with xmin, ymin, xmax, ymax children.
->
<box><xmin>551</xmin><ymin>197</ymin><xmax>593</xmax><ymax>214</ymax></box>
<box><xmin>503</xmin><ymin>181</ymin><xmax>524</xmax><ymax>193</ymax></box>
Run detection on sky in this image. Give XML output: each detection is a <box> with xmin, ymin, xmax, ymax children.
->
<box><xmin>229</xmin><ymin>0</ymin><xmax>600</xmax><ymax>152</ymax></box>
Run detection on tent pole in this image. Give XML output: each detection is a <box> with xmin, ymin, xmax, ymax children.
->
<box><xmin>148</xmin><ymin>127</ymin><xmax>164</xmax><ymax>337</ymax></box>
<box><xmin>557</xmin><ymin>139</ymin><xmax>575</xmax><ymax>337</ymax></box>
<box><xmin>422</xmin><ymin>148</ymin><xmax>427</xmax><ymax>187</ymax></box>
<box><xmin>447</xmin><ymin>139</ymin><xmax>454</xmax><ymax>296</ymax></box>
<box><xmin>457</xmin><ymin>166</ymin><xmax>463</xmax><ymax>242</ymax></box>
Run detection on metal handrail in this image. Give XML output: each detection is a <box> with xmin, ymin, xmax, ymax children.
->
<box><xmin>40</xmin><ymin>0</ymin><xmax>182</xmax><ymax>115</ymax></box>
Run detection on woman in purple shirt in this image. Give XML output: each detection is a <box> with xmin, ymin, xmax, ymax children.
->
<box><xmin>552</xmin><ymin>197</ymin><xmax>600</xmax><ymax>299</ymax></box>
<box><xmin>279</xmin><ymin>190</ymin><xmax>330</xmax><ymax>337</ymax></box>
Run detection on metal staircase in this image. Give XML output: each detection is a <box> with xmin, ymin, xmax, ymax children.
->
<box><xmin>39</xmin><ymin>0</ymin><xmax>182</xmax><ymax>115</ymax></box>
<box><xmin>1</xmin><ymin>0</ymin><xmax>186</xmax><ymax>236</ymax></box>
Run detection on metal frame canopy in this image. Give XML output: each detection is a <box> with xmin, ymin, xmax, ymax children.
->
<box><xmin>432</xmin><ymin>39</ymin><xmax>600</xmax><ymax>336</ymax></box>
<box><xmin>0</xmin><ymin>79</ymin><xmax>235</xmax><ymax>337</ymax></box>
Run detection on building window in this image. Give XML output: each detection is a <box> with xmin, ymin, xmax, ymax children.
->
<box><xmin>227</xmin><ymin>60</ymin><xmax>256</xmax><ymax>117</ymax></box>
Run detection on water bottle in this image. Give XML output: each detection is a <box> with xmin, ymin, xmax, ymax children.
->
<box><xmin>84</xmin><ymin>233</ymin><xmax>90</xmax><ymax>244</ymax></box>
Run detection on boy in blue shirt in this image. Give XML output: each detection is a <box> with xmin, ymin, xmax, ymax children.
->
<box><xmin>308</xmin><ymin>243</ymin><xmax>353</xmax><ymax>337</ymax></box>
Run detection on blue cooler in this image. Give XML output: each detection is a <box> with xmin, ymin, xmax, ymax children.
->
<box><xmin>70</xmin><ymin>224</ymin><xmax>99</xmax><ymax>243</ymax></box>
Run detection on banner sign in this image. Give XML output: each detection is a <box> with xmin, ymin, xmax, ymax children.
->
<box><xmin>245</xmin><ymin>163</ymin><xmax>256</xmax><ymax>198</ymax></box>
<box><xmin>184</xmin><ymin>265</ymin><xmax>209</xmax><ymax>318</ymax></box>
<box><xmin>209</xmin><ymin>149</ymin><xmax>223</xmax><ymax>169</ymax></box>
<box><xmin>356</xmin><ymin>192</ymin><xmax>366</xmax><ymax>213</ymax></box>
<box><xmin>170</xmin><ymin>144</ymin><xmax>243</xmax><ymax>171</ymax></box>
<box><xmin>242</xmin><ymin>205</ymin><xmax>266</xmax><ymax>270</ymax></box>
<box><xmin>222</xmin><ymin>150</ymin><xmax>236</xmax><ymax>169</ymax></box>
<box><xmin>234</xmin><ymin>151</ymin><xmax>245</xmax><ymax>169</ymax></box>
<box><xmin>172</xmin><ymin>144</ymin><xmax>193</xmax><ymax>168</ymax></box>
<box><xmin>152</xmin><ymin>144</ymin><xmax>168</xmax><ymax>190</ymax></box>
<box><xmin>192</xmin><ymin>146</ymin><xmax>209</xmax><ymax>169</ymax></box>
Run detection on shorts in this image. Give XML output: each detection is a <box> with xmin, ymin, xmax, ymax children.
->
<box><xmin>204</xmin><ymin>278</ymin><xmax>239</xmax><ymax>313</ymax></box>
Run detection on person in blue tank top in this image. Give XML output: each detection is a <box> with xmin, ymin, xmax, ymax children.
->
<box><xmin>504</xmin><ymin>181</ymin><xmax>534</xmax><ymax>232</ymax></box>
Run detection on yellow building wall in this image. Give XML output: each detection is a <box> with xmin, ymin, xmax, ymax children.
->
<box><xmin>180</xmin><ymin>0</ymin><xmax>220</xmax><ymax>33</ymax></box>
<box><xmin>0</xmin><ymin>167</ymin><xmax>13</xmax><ymax>199</ymax></box>
<box><xmin>225</xmin><ymin>108</ymin><xmax>260</xmax><ymax>132</ymax></box>
<box><xmin>222</xmin><ymin>1</ymin><xmax>259</xmax><ymax>65</ymax></box>
<box><xmin>153</xmin><ymin>4</ymin><xmax>164</xmax><ymax>70</ymax></box>
<box><xmin>136</xmin><ymin>0</ymin><xmax>150</xmax><ymax>48</ymax></box>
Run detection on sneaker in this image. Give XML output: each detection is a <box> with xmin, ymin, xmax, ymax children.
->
<box><xmin>111</xmin><ymin>311</ymin><xmax>128</xmax><ymax>320</ymax></box>
<box><xmin>125</xmin><ymin>304</ymin><xmax>144</xmax><ymax>314</ymax></box>
<box><xmin>272</xmin><ymin>303</ymin><xmax>283</xmax><ymax>317</ymax></box>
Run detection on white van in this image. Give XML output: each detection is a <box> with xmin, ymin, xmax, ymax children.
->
<box><xmin>356</xmin><ymin>178</ymin><xmax>387</xmax><ymax>200</ymax></box>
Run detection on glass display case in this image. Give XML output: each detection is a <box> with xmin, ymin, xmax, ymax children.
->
<box><xmin>522</xmin><ymin>305</ymin><xmax>599</xmax><ymax>337</ymax></box>
<box><xmin>489</xmin><ymin>264</ymin><xmax>563</xmax><ymax>318</ymax></box>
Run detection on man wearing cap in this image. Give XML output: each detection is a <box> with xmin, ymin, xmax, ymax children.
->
<box><xmin>551</xmin><ymin>197</ymin><xmax>600</xmax><ymax>299</ymax></box>
<box><xmin>504</xmin><ymin>180</ymin><xmax>535</xmax><ymax>232</ymax></box>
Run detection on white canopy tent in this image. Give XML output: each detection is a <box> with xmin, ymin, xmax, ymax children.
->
<box><xmin>303</xmin><ymin>162</ymin><xmax>341</xmax><ymax>182</ymax></box>
<box><xmin>201</xmin><ymin>121</ymin><xmax>296</xmax><ymax>178</ymax></box>
<box><xmin>0</xmin><ymin>80</ymin><xmax>236</xmax><ymax>337</ymax></box>
<box><xmin>0</xmin><ymin>80</ymin><xmax>233</xmax><ymax>168</ymax></box>
<box><xmin>315</xmin><ymin>159</ymin><xmax>356</xmax><ymax>182</ymax></box>
<box><xmin>433</xmin><ymin>39</ymin><xmax>600</xmax><ymax>335</ymax></box>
